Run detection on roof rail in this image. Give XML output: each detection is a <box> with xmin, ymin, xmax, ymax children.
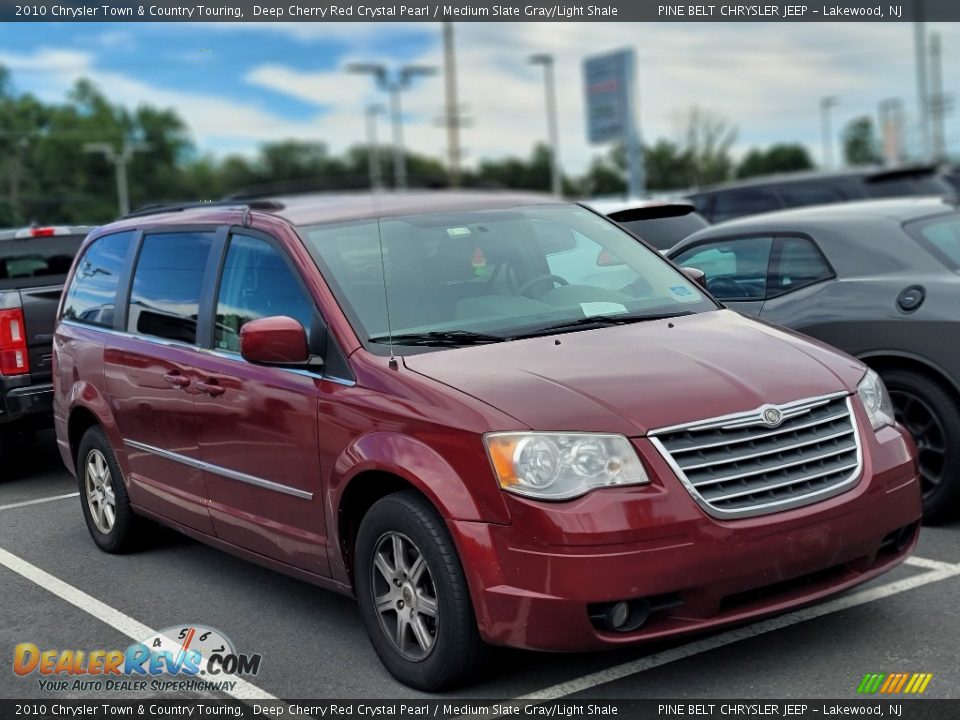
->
<box><xmin>120</xmin><ymin>199</ymin><xmax>285</xmax><ymax>220</ymax></box>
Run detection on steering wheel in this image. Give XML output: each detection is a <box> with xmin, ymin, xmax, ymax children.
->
<box><xmin>706</xmin><ymin>277</ymin><xmax>750</xmax><ymax>299</ymax></box>
<box><xmin>516</xmin><ymin>273</ymin><xmax>570</xmax><ymax>297</ymax></box>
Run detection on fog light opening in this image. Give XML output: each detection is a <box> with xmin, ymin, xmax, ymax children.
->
<box><xmin>606</xmin><ymin>601</ymin><xmax>630</xmax><ymax>630</ymax></box>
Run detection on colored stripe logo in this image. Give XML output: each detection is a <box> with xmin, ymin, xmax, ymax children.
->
<box><xmin>857</xmin><ymin>673</ymin><xmax>933</xmax><ymax>694</ymax></box>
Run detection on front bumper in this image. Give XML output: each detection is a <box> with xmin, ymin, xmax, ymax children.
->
<box><xmin>0</xmin><ymin>379</ymin><xmax>54</xmax><ymax>427</ymax></box>
<box><xmin>451</xmin><ymin>416</ymin><xmax>921</xmax><ymax>652</ymax></box>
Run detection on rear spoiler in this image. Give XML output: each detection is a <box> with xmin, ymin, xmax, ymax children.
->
<box><xmin>607</xmin><ymin>203</ymin><xmax>697</xmax><ymax>223</ymax></box>
<box><xmin>864</xmin><ymin>165</ymin><xmax>939</xmax><ymax>183</ymax></box>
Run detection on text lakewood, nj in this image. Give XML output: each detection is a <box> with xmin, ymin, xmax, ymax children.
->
<box><xmin>658</xmin><ymin>4</ymin><xmax>901</xmax><ymax>17</ymax></box>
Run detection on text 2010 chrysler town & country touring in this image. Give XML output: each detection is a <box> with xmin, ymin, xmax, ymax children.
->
<box><xmin>53</xmin><ymin>192</ymin><xmax>921</xmax><ymax>690</ymax></box>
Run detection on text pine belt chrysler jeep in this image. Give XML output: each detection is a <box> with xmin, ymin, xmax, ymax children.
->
<box><xmin>53</xmin><ymin>193</ymin><xmax>921</xmax><ymax>690</ymax></box>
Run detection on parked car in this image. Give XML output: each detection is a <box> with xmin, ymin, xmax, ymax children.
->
<box><xmin>0</xmin><ymin>225</ymin><xmax>92</xmax><ymax>463</ymax></box>
<box><xmin>54</xmin><ymin>193</ymin><xmax>919</xmax><ymax>690</ymax></box>
<box><xmin>668</xmin><ymin>197</ymin><xmax>960</xmax><ymax>521</ymax></box>
<box><xmin>585</xmin><ymin>199</ymin><xmax>710</xmax><ymax>250</ymax></box>
<box><xmin>686</xmin><ymin>165</ymin><xmax>955</xmax><ymax>223</ymax></box>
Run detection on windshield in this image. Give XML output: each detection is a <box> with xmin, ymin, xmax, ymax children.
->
<box><xmin>905</xmin><ymin>212</ymin><xmax>960</xmax><ymax>270</ymax></box>
<box><xmin>300</xmin><ymin>204</ymin><xmax>717</xmax><ymax>352</ymax></box>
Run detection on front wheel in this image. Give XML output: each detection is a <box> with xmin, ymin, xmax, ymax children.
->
<box><xmin>354</xmin><ymin>490</ymin><xmax>489</xmax><ymax>690</ymax></box>
<box><xmin>77</xmin><ymin>426</ymin><xmax>142</xmax><ymax>552</ymax></box>
<box><xmin>880</xmin><ymin>368</ymin><xmax>960</xmax><ymax>524</ymax></box>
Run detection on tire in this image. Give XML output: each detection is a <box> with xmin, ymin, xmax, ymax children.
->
<box><xmin>77</xmin><ymin>426</ymin><xmax>141</xmax><ymax>553</ymax></box>
<box><xmin>354</xmin><ymin>490</ymin><xmax>489</xmax><ymax>690</ymax></box>
<box><xmin>0</xmin><ymin>430</ymin><xmax>11</xmax><ymax>473</ymax></box>
<box><xmin>880</xmin><ymin>368</ymin><xmax>960</xmax><ymax>524</ymax></box>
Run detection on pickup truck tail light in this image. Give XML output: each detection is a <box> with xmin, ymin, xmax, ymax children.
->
<box><xmin>0</xmin><ymin>308</ymin><xmax>30</xmax><ymax>375</ymax></box>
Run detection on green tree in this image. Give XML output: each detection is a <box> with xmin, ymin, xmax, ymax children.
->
<box><xmin>842</xmin><ymin>116</ymin><xmax>882</xmax><ymax>166</ymax></box>
<box><xmin>681</xmin><ymin>106</ymin><xmax>738</xmax><ymax>186</ymax></box>
<box><xmin>736</xmin><ymin>143</ymin><xmax>814</xmax><ymax>179</ymax></box>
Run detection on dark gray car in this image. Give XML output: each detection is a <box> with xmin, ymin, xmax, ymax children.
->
<box><xmin>668</xmin><ymin>197</ymin><xmax>960</xmax><ymax>522</ymax></box>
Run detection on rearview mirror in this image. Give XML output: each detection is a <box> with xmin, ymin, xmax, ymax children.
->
<box><xmin>534</xmin><ymin>221</ymin><xmax>578</xmax><ymax>255</ymax></box>
<box><xmin>240</xmin><ymin>316</ymin><xmax>311</xmax><ymax>366</ymax></box>
<box><xmin>681</xmin><ymin>267</ymin><xmax>707</xmax><ymax>288</ymax></box>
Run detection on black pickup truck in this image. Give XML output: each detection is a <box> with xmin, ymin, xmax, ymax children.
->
<box><xmin>0</xmin><ymin>225</ymin><xmax>92</xmax><ymax>463</ymax></box>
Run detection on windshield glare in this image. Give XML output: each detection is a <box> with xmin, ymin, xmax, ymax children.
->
<box><xmin>300</xmin><ymin>205</ymin><xmax>715</xmax><ymax>350</ymax></box>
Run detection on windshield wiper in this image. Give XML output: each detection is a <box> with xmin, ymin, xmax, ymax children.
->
<box><xmin>516</xmin><ymin>310</ymin><xmax>694</xmax><ymax>338</ymax></box>
<box><xmin>368</xmin><ymin>330</ymin><xmax>507</xmax><ymax>347</ymax></box>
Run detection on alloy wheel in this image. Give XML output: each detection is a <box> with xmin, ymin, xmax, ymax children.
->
<box><xmin>84</xmin><ymin>449</ymin><xmax>116</xmax><ymax>534</ymax></box>
<box><xmin>890</xmin><ymin>389</ymin><xmax>946</xmax><ymax>501</ymax></box>
<box><xmin>370</xmin><ymin>531</ymin><xmax>439</xmax><ymax>661</ymax></box>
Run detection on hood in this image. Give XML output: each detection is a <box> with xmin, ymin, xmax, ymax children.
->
<box><xmin>402</xmin><ymin>310</ymin><xmax>866</xmax><ymax>436</ymax></box>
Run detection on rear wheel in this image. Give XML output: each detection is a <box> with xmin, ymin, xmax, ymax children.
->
<box><xmin>354</xmin><ymin>490</ymin><xmax>489</xmax><ymax>690</ymax></box>
<box><xmin>77</xmin><ymin>426</ymin><xmax>141</xmax><ymax>552</ymax></box>
<box><xmin>0</xmin><ymin>430</ymin><xmax>10</xmax><ymax>475</ymax></box>
<box><xmin>880</xmin><ymin>368</ymin><xmax>960</xmax><ymax>523</ymax></box>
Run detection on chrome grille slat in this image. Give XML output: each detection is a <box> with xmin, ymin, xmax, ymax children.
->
<box><xmin>650</xmin><ymin>394</ymin><xmax>863</xmax><ymax>519</ymax></box>
<box><xmin>664</xmin><ymin>405</ymin><xmax>850</xmax><ymax>454</ymax></box>
<box><xmin>702</xmin><ymin>462</ymin><xmax>860</xmax><ymax>503</ymax></box>
<box><xmin>688</xmin><ymin>439</ymin><xmax>859</xmax><ymax>488</ymax></box>
<box><xmin>679</xmin><ymin>427</ymin><xmax>856</xmax><ymax>471</ymax></box>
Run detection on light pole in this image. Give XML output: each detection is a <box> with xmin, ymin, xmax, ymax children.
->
<box><xmin>348</xmin><ymin>63</ymin><xmax>437</xmax><ymax>190</ymax></box>
<box><xmin>84</xmin><ymin>140</ymin><xmax>149</xmax><ymax>215</ymax></box>
<box><xmin>529</xmin><ymin>53</ymin><xmax>562</xmax><ymax>196</ymax></box>
<box><xmin>365</xmin><ymin>104</ymin><xmax>385</xmax><ymax>190</ymax></box>
<box><xmin>819</xmin><ymin>96</ymin><xmax>839</xmax><ymax>169</ymax></box>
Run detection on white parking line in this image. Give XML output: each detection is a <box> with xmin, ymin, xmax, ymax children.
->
<box><xmin>521</xmin><ymin>558</ymin><xmax>960</xmax><ymax>701</ymax></box>
<box><xmin>0</xmin><ymin>492</ymin><xmax>79</xmax><ymax>512</ymax></box>
<box><xmin>0</xmin><ymin>547</ymin><xmax>277</xmax><ymax>701</ymax></box>
<box><xmin>904</xmin><ymin>555</ymin><xmax>959</xmax><ymax>572</ymax></box>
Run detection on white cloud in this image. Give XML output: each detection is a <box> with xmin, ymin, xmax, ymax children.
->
<box><xmin>5</xmin><ymin>21</ymin><xmax>959</xmax><ymax>179</ymax></box>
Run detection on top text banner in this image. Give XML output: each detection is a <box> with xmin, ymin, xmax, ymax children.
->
<box><xmin>6</xmin><ymin>0</ymin><xmax>960</xmax><ymax>22</ymax></box>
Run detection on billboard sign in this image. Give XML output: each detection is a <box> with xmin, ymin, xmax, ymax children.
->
<box><xmin>583</xmin><ymin>48</ymin><xmax>637</xmax><ymax>145</ymax></box>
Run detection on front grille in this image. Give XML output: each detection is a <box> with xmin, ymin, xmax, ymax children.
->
<box><xmin>650</xmin><ymin>394</ymin><xmax>863</xmax><ymax>519</ymax></box>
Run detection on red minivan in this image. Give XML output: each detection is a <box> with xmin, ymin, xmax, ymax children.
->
<box><xmin>53</xmin><ymin>193</ymin><xmax>921</xmax><ymax>690</ymax></box>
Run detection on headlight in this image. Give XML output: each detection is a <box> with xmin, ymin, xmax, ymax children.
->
<box><xmin>484</xmin><ymin>432</ymin><xmax>649</xmax><ymax>500</ymax></box>
<box><xmin>857</xmin><ymin>368</ymin><xmax>895</xmax><ymax>431</ymax></box>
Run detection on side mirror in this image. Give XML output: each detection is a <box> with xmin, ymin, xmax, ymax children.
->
<box><xmin>681</xmin><ymin>267</ymin><xmax>707</xmax><ymax>288</ymax></box>
<box><xmin>240</xmin><ymin>316</ymin><xmax>311</xmax><ymax>366</ymax></box>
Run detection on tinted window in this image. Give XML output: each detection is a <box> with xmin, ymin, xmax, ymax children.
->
<box><xmin>777</xmin><ymin>183</ymin><xmax>844</xmax><ymax>208</ymax></box>
<box><xmin>905</xmin><ymin>213</ymin><xmax>960</xmax><ymax>270</ymax></box>
<box><xmin>62</xmin><ymin>232</ymin><xmax>133</xmax><ymax>328</ymax></box>
<box><xmin>673</xmin><ymin>237</ymin><xmax>774</xmax><ymax>301</ymax></box>
<box><xmin>772</xmin><ymin>237</ymin><xmax>833</xmax><ymax>293</ymax></box>
<box><xmin>214</xmin><ymin>234</ymin><xmax>315</xmax><ymax>353</ymax></box>
<box><xmin>866</xmin><ymin>174</ymin><xmax>951</xmax><ymax>198</ymax></box>
<box><xmin>0</xmin><ymin>234</ymin><xmax>86</xmax><ymax>290</ymax></box>
<box><xmin>127</xmin><ymin>232</ymin><xmax>213</xmax><ymax>344</ymax></box>
<box><xmin>711</xmin><ymin>189</ymin><xmax>781</xmax><ymax>222</ymax></box>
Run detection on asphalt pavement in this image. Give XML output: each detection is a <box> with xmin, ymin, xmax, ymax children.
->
<box><xmin>1</xmin><ymin>431</ymin><xmax>958</xmax><ymax>701</ymax></box>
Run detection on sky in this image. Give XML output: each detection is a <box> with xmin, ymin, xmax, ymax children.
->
<box><xmin>0</xmin><ymin>20</ymin><xmax>957</xmax><ymax>175</ymax></box>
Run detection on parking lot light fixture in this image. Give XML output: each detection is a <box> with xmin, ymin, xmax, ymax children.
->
<box><xmin>348</xmin><ymin>63</ymin><xmax>437</xmax><ymax>190</ymax></box>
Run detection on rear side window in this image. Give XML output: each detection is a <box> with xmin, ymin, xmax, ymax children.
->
<box><xmin>771</xmin><ymin>237</ymin><xmax>833</xmax><ymax>294</ymax></box>
<box><xmin>712</xmin><ymin>189</ymin><xmax>781</xmax><ymax>223</ymax></box>
<box><xmin>127</xmin><ymin>232</ymin><xmax>213</xmax><ymax>344</ymax></box>
<box><xmin>1</xmin><ymin>234</ymin><xmax>86</xmax><ymax>290</ymax></box>
<box><xmin>62</xmin><ymin>232</ymin><xmax>133</xmax><ymax>328</ymax></box>
<box><xmin>214</xmin><ymin>234</ymin><xmax>315</xmax><ymax>353</ymax></box>
<box><xmin>905</xmin><ymin>214</ymin><xmax>960</xmax><ymax>270</ymax></box>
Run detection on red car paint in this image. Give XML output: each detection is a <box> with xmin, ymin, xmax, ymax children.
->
<box><xmin>53</xmin><ymin>195</ymin><xmax>921</xmax><ymax>653</ymax></box>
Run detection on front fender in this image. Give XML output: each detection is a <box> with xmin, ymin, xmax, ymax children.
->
<box><xmin>329</xmin><ymin>431</ymin><xmax>510</xmax><ymax>526</ymax></box>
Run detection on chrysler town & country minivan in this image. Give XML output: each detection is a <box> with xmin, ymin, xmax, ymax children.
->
<box><xmin>53</xmin><ymin>192</ymin><xmax>921</xmax><ymax>690</ymax></box>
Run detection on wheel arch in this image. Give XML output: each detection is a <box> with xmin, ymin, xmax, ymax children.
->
<box><xmin>859</xmin><ymin>350</ymin><xmax>960</xmax><ymax>404</ymax></box>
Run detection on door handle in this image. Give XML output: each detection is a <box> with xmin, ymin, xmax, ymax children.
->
<box><xmin>197</xmin><ymin>379</ymin><xmax>226</xmax><ymax>397</ymax></box>
<box><xmin>163</xmin><ymin>372</ymin><xmax>191</xmax><ymax>389</ymax></box>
